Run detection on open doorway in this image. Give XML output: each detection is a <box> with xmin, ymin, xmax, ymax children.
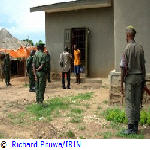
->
<box><xmin>64</xmin><ymin>28</ymin><xmax>89</xmax><ymax>76</ymax></box>
<box><xmin>11</xmin><ymin>60</ymin><xmax>25</xmax><ymax>76</ymax></box>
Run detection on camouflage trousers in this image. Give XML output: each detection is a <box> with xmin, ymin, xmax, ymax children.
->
<box><xmin>35</xmin><ymin>72</ymin><xmax>46</xmax><ymax>103</ymax></box>
<box><xmin>28</xmin><ymin>72</ymin><xmax>35</xmax><ymax>90</ymax></box>
<box><xmin>125</xmin><ymin>75</ymin><xmax>143</xmax><ymax>124</ymax></box>
<box><xmin>4</xmin><ymin>71</ymin><xmax>10</xmax><ymax>85</ymax></box>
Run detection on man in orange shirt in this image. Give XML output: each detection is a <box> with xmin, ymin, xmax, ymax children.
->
<box><xmin>74</xmin><ymin>44</ymin><xmax>81</xmax><ymax>84</ymax></box>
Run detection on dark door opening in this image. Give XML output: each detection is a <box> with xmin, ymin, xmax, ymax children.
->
<box><xmin>11</xmin><ymin>60</ymin><xmax>25</xmax><ymax>76</ymax></box>
<box><xmin>64</xmin><ymin>28</ymin><xmax>89</xmax><ymax>76</ymax></box>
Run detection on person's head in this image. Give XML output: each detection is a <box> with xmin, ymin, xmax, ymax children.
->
<box><xmin>64</xmin><ymin>47</ymin><xmax>69</xmax><ymax>52</ymax></box>
<box><xmin>30</xmin><ymin>50</ymin><xmax>35</xmax><ymax>56</ymax></box>
<box><xmin>37</xmin><ymin>43</ymin><xmax>45</xmax><ymax>51</ymax></box>
<box><xmin>126</xmin><ymin>25</ymin><xmax>136</xmax><ymax>42</ymax></box>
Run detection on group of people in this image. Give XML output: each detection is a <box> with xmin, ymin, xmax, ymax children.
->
<box><xmin>26</xmin><ymin>43</ymin><xmax>81</xmax><ymax>104</ymax></box>
<box><xmin>0</xmin><ymin>25</ymin><xmax>146</xmax><ymax>135</ymax></box>
<box><xmin>26</xmin><ymin>43</ymin><xmax>51</xmax><ymax>103</ymax></box>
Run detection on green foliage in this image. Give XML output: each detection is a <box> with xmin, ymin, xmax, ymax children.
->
<box><xmin>71</xmin><ymin>108</ymin><xmax>83</xmax><ymax>114</ymax></box>
<box><xmin>8</xmin><ymin>112</ymin><xmax>26</xmax><ymax>125</ymax></box>
<box><xmin>71</xmin><ymin>92</ymin><xmax>93</xmax><ymax>102</ymax></box>
<box><xmin>103</xmin><ymin>132</ymin><xmax>112</xmax><ymax>139</ymax></box>
<box><xmin>140</xmin><ymin>111</ymin><xmax>147</xmax><ymax>125</ymax></box>
<box><xmin>116</xmin><ymin>129</ymin><xmax>144</xmax><ymax>139</ymax></box>
<box><xmin>104</xmin><ymin>108</ymin><xmax>127</xmax><ymax>124</ymax></box>
<box><xmin>104</xmin><ymin>108</ymin><xmax>150</xmax><ymax>126</ymax></box>
<box><xmin>35</xmin><ymin>40</ymin><xmax>45</xmax><ymax>46</ymax></box>
<box><xmin>23</xmin><ymin>39</ymin><xmax>34</xmax><ymax>46</ymax></box>
<box><xmin>146</xmin><ymin>111</ymin><xmax>150</xmax><ymax>125</ymax></box>
<box><xmin>26</xmin><ymin>97</ymin><xmax>69</xmax><ymax>120</ymax></box>
<box><xmin>66</xmin><ymin>130</ymin><xmax>75</xmax><ymax>139</ymax></box>
<box><xmin>70</xmin><ymin>114</ymin><xmax>83</xmax><ymax>123</ymax></box>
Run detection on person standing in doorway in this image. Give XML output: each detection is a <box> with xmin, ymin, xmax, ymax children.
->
<box><xmin>74</xmin><ymin>44</ymin><xmax>81</xmax><ymax>84</ymax></box>
<box><xmin>60</xmin><ymin>47</ymin><xmax>72</xmax><ymax>89</ymax></box>
<box><xmin>120</xmin><ymin>26</ymin><xmax>146</xmax><ymax>134</ymax></box>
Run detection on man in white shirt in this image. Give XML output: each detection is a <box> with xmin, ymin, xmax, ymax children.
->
<box><xmin>60</xmin><ymin>47</ymin><xmax>72</xmax><ymax>89</ymax></box>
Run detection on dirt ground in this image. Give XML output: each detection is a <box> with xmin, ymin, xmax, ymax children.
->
<box><xmin>0</xmin><ymin>77</ymin><xmax>150</xmax><ymax>139</ymax></box>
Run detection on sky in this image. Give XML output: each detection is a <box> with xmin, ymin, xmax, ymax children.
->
<box><xmin>0</xmin><ymin>0</ymin><xmax>74</xmax><ymax>44</ymax></box>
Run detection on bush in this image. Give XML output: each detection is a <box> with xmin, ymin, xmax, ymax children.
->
<box><xmin>104</xmin><ymin>108</ymin><xmax>150</xmax><ymax>126</ymax></box>
<box><xmin>140</xmin><ymin>111</ymin><xmax>147</xmax><ymax>125</ymax></box>
<box><xmin>104</xmin><ymin>108</ymin><xmax>127</xmax><ymax>124</ymax></box>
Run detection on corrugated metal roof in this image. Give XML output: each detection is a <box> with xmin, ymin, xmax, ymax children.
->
<box><xmin>30</xmin><ymin>0</ymin><xmax>112</xmax><ymax>14</ymax></box>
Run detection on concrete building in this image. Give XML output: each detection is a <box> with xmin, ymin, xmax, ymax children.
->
<box><xmin>30</xmin><ymin>0</ymin><xmax>114</xmax><ymax>77</ymax></box>
<box><xmin>31</xmin><ymin>0</ymin><xmax>150</xmax><ymax>103</ymax></box>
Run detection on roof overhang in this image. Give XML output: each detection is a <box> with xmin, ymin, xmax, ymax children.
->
<box><xmin>30</xmin><ymin>0</ymin><xmax>112</xmax><ymax>14</ymax></box>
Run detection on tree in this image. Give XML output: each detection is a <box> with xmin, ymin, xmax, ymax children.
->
<box><xmin>35</xmin><ymin>40</ymin><xmax>45</xmax><ymax>46</ymax></box>
<box><xmin>23</xmin><ymin>39</ymin><xmax>34</xmax><ymax>46</ymax></box>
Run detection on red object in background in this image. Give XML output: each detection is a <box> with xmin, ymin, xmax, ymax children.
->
<box><xmin>0</xmin><ymin>46</ymin><xmax>37</xmax><ymax>58</ymax></box>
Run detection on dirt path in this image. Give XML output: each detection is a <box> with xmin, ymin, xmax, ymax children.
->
<box><xmin>0</xmin><ymin>77</ymin><xmax>150</xmax><ymax>139</ymax></box>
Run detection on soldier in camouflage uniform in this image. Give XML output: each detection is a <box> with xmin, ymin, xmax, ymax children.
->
<box><xmin>120</xmin><ymin>26</ymin><xmax>146</xmax><ymax>134</ymax></box>
<box><xmin>3</xmin><ymin>54</ymin><xmax>11</xmax><ymax>86</ymax></box>
<box><xmin>26</xmin><ymin>50</ymin><xmax>35</xmax><ymax>92</ymax></box>
<box><xmin>32</xmin><ymin>43</ymin><xmax>46</xmax><ymax>103</ymax></box>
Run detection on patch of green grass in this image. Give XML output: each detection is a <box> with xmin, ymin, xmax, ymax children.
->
<box><xmin>78</xmin><ymin>125</ymin><xmax>86</xmax><ymax>130</ymax></box>
<box><xmin>71</xmin><ymin>108</ymin><xmax>83</xmax><ymax>114</ymax></box>
<box><xmin>70</xmin><ymin>115</ymin><xmax>83</xmax><ymax>123</ymax></box>
<box><xmin>26</xmin><ymin>97</ymin><xmax>70</xmax><ymax>120</ymax></box>
<box><xmin>66</xmin><ymin>130</ymin><xmax>75</xmax><ymax>139</ymax></box>
<box><xmin>109</xmin><ymin>122</ymin><xmax>123</xmax><ymax>130</ymax></box>
<box><xmin>116</xmin><ymin>129</ymin><xmax>144</xmax><ymax>139</ymax></box>
<box><xmin>7</xmin><ymin>93</ymin><xmax>94</xmax><ymax>125</ymax></box>
<box><xmin>8</xmin><ymin>112</ymin><xmax>26</xmax><ymax>125</ymax></box>
<box><xmin>71</xmin><ymin>92</ymin><xmax>93</xmax><ymax>102</ymax></box>
<box><xmin>52</xmin><ymin>109</ymin><xmax>62</xmax><ymax>118</ymax></box>
<box><xmin>103</xmin><ymin>132</ymin><xmax>112</xmax><ymax>139</ymax></box>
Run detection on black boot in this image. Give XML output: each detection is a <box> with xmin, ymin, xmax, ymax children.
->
<box><xmin>122</xmin><ymin>124</ymin><xmax>135</xmax><ymax>135</ymax></box>
<box><xmin>133</xmin><ymin>121</ymin><xmax>138</xmax><ymax>134</ymax></box>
